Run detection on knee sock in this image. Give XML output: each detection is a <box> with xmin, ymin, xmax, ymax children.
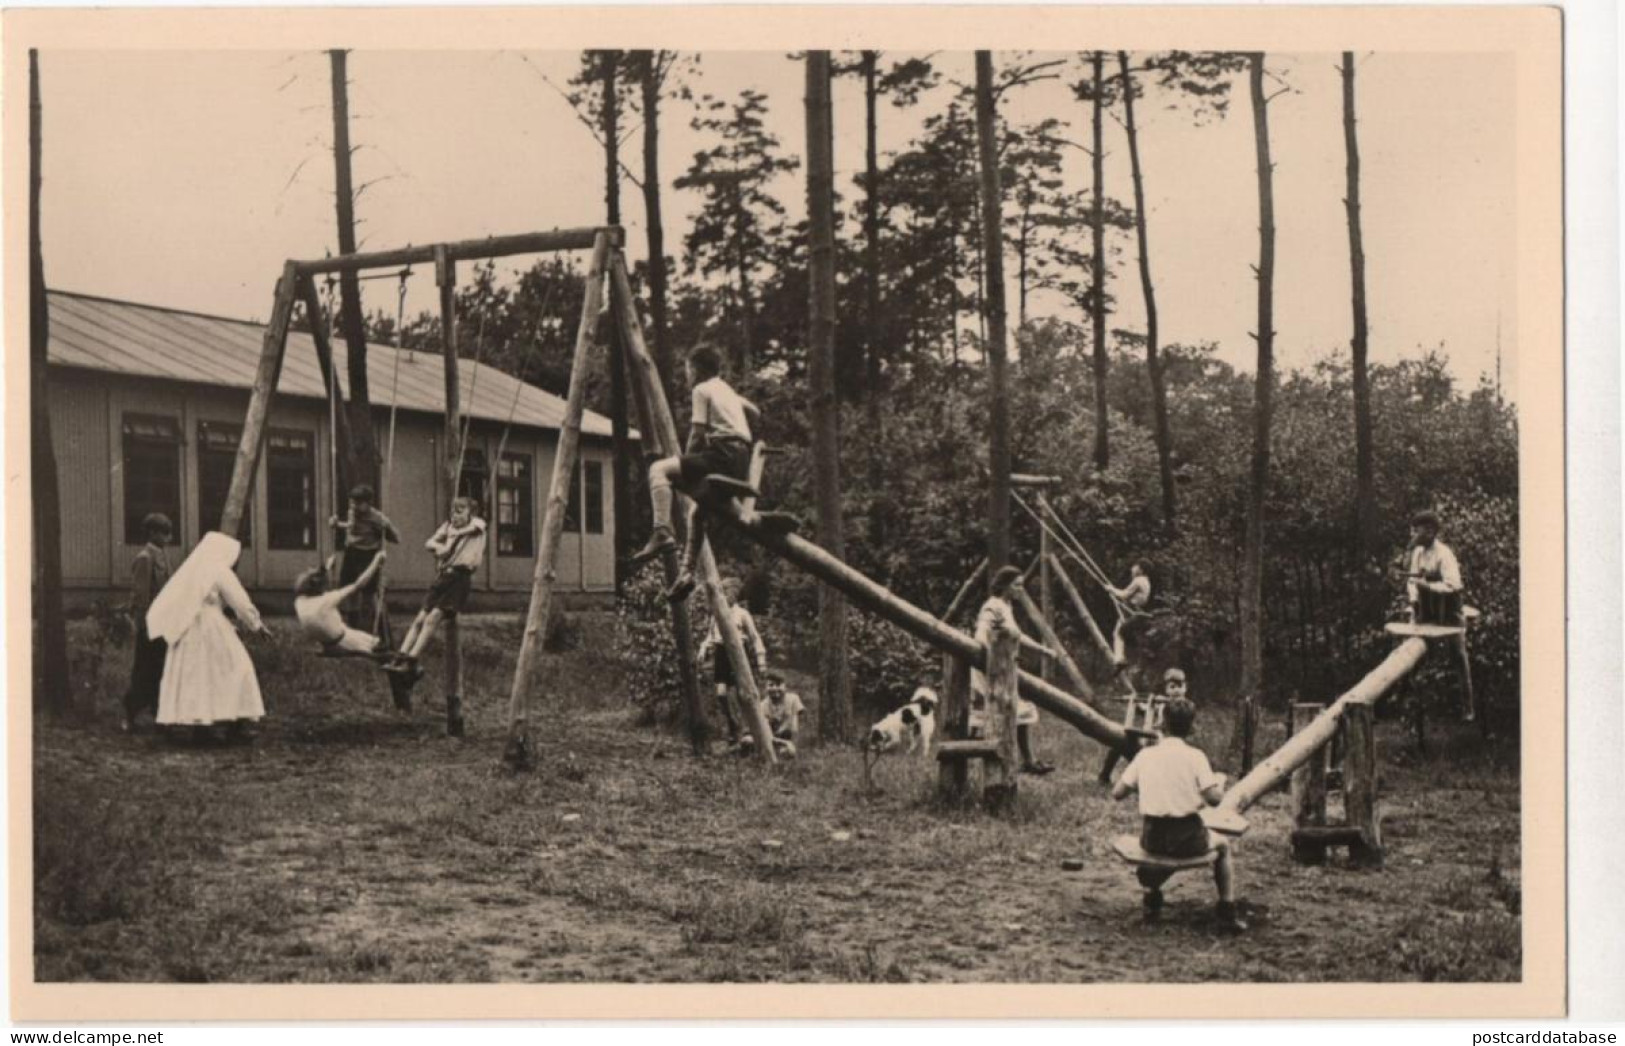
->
<box><xmin>1018</xmin><ymin>724</ymin><xmax>1037</xmax><ymax>765</ymax></box>
<box><xmin>650</xmin><ymin>474</ymin><xmax>673</xmax><ymax>532</ymax></box>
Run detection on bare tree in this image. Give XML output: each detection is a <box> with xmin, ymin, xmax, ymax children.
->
<box><xmin>329</xmin><ymin>50</ymin><xmax>380</xmax><ymax>494</ymax></box>
<box><xmin>1087</xmin><ymin>51</ymin><xmax>1111</xmax><ymax>470</ymax></box>
<box><xmin>1118</xmin><ymin>52</ymin><xmax>1178</xmax><ymax>527</ymax></box>
<box><xmin>1238</xmin><ymin>52</ymin><xmax>1278</xmax><ymax>709</ymax></box>
<box><xmin>30</xmin><ymin>49</ymin><xmax>70</xmax><ymax>713</ymax></box>
<box><xmin>1342</xmin><ymin>51</ymin><xmax>1375</xmax><ymax>553</ymax></box>
<box><xmin>806</xmin><ymin>51</ymin><xmax>853</xmax><ymax>741</ymax></box>
<box><xmin>975</xmin><ymin>51</ymin><xmax>1012</xmax><ymax>572</ymax></box>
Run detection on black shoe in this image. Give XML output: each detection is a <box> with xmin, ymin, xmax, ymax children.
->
<box><xmin>1215</xmin><ymin>901</ymin><xmax>1248</xmax><ymax>934</ymax></box>
<box><xmin>632</xmin><ymin>528</ymin><xmax>677</xmax><ymax>565</ymax></box>
<box><xmin>665</xmin><ymin>573</ymin><xmax>697</xmax><ymax>603</ymax></box>
<box><xmin>1142</xmin><ymin>890</ymin><xmax>1164</xmax><ymax>922</ymax></box>
<box><xmin>1021</xmin><ymin>761</ymin><xmax>1055</xmax><ymax>777</ymax></box>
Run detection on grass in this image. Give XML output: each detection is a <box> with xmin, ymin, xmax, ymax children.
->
<box><xmin>33</xmin><ymin>614</ymin><xmax>1522</xmax><ymax>983</ymax></box>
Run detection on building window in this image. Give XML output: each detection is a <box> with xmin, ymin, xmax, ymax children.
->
<box><xmin>563</xmin><ymin>461</ymin><xmax>582</xmax><ymax>533</ymax></box>
<box><xmin>123</xmin><ymin>413</ymin><xmax>181</xmax><ymax>545</ymax></box>
<box><xmin>266</xmin><ymin>429</ymin><xmax>316</xmax><ymax>550</ymax></box>
<box><xmin>196</xmin><ymin>421</ymin><xmax>249</xmax><ymax>542</ymax></box>
<box><xmin>496</xmin><ymin>452</ymin><xmax>533</xmax><ymax>557</ymax></box>
<box><xmin>584</xmin><ymin>459</ymin><xmax>605</xmax><ymax>535</ymax></box>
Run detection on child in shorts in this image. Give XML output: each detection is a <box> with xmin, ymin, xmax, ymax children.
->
<box><xmin>1111</xmin><ymin>696</ymin><xmax>1245</xmax><ymax>932</ymax></box>
<box><xmin>390</xmin><ymin>498</ymin><xmax>486</xmax><ymax>682</ymax></box>
<box><xmin>631</xmin><ymin>344</ymin><xmax>760</xmax><ymax>602</ymax></box>
<box><xmin>696</xmin><ymin>578</ymin><xmax>766</xmax><ymax>745</ymax></box>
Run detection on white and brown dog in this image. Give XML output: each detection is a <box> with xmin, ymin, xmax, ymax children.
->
<box><xmin>866</xmin><ymin>687</ymin><xmax>938</xmax><ymax>757</ymax></box>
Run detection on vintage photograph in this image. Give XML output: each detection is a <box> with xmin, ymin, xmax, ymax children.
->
<box><xmin>10</xmin><ymin>6</ymin><xmax>1564</xmax><ymax>1018</ymax></box>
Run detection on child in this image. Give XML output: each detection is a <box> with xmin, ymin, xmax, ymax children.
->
<box><xmin>1107</xmin><ymin>560</ymin><xmax>1153</xmax><ymax>672</ymax></box>
<box><xmin>328</xmin><ymin>484</ymin><xmax>400</xmax><ymax>628</ymax></box>
<box><xmin>389</xmin><ymin>498</ymin><xmax>487</xmax><ymax>682</ymax></box>
<box><xmin>1099</xmin><ymin>666</ymin><xmax>1188</xmax><ymax>785</ymax></box>
<box><xmin>1403</xmin><ymin>508</ymin><xmax>1476</xmax><ymax>722</ymax></box>
<box><xmin>1110</xmin><ymin>697</ymin><xmax>1245</xmax><ymax>932</ymax></box>
<box><xmin>122</xmin><ymin>513</ymin><xmax>173</xmax><ymax>732</ymax></box>
<box><xmin>743</xmin><ymin>672</ymin><xmax>805</xmax><ymax>758</ymax></box>
<box><xmin>970</xmin><ymin>566</ymin><xmax>1053</xmax><ymax>775</ymax></box>
<box><xmin>696</xmin><ymin>578</ymin><xmax>766</xmax><ymax>745</ymax></box>
<box><xmin>631</xmin><ymin>344</ymin><xmax>760</xmax><ymax>602</ymax></box>
<box><xmin>293</xmin><ymin>551</ymin><xmax>388</xmax><ymax>655</ymax></box>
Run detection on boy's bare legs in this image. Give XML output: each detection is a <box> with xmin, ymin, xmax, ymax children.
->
<box><xmin>665</xmin><ymin>503</ymin><xmax>703</xmax><ymax>602</ymax></box>
<box><xmin>398</xmin><ymin>611</ymin><xmax>429</xmax><ymax>656</ymax></box>
<box><xmin>634</xmin><ymin>457</ymin><xmax>682</xmax><ymax>563</ymax></box>
<box><xmin>1212</xmin><ymin>838</ymin><xmax>1246</xmax><ymax>931</ymax></box>
<box><xmin>406</xmin><ymin>609</ymin><xmax>445</xmax><ymax>659</ymax></box>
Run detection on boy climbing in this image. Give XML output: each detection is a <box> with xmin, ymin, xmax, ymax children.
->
<box><xmin>632</xmin><ymin>344</ymin><xmax>760</xmax><ymax>602</ymax></box>
<box><xmin>389</xmin><ymin>497</ymin><xmax>487</xmax><ymax>683</ymax></box>
<box><xmin>1107</xmin><ymin>560</ymin><xmax>1153</xmax><ymax>674</ymax></box>
<box><xmin>1111</xmin><ymin>697</ymin><xmax>1246</xmax><ymax>932</ymax></box>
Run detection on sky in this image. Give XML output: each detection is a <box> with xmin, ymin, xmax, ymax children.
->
<box><xmin>38</xmin><ymin>48</ymin><xmax>1517</xmax><ymax>396</ymax></box>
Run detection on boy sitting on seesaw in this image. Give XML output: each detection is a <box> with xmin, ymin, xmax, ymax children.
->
<box><xmin>387</xmin><ymin>497</ymin><xmax>487</xmax><ymax>683</ymax></box>
<box><xmin>293</xmin><ymin>550</ymin><xmax>389</xmax><ymax>655</ymax></box>
<box><xmin>1110</xmin><ymin>696</ymin><xmax>1246</xmax><ymax>932</ymax></box>
<box><xmin>631</xmin><ymin>343</ymin><xmax>760</xmax><ymax>603</ymax></box>
<box><xmin>740</xmin><ymin>672</ymin><xmax>806</xmax><ymax>758</ymax></box>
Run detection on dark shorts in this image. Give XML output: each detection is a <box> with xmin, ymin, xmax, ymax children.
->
<box><xmin>1416</xmin><ymin>588</ymin><xmax>1464</xmax><ymax>626</ymax></box>
<box><xmin>422</xmin><ymin>567</ymin><xmax>474</xmax><ymax>617</ymax></box>
<box><xmin>1140</xmin><ymin>814</ymin><xmax>1212</xmax><ymax>859</ymax></box>
<box><xmin>340</xmin><ymin>546</ymin><xmax>382</xmax><ymax>593</ymax></box>
<box><xmin>712</xmin><ymin>645</ymin><xmax>761</xmax><ymax>687</ymax></box>
<box><xmin>677</xmin><ymin>437</ymin><xmax>752</xmax><ymax>487</ymax></box>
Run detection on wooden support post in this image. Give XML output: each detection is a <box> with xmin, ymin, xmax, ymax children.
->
<box><xmin>985</xmin><ymin>620</ymin><xmax>1020</xmax><ymax>810</ymax></box>
<box><xmin>295</xmin><ymin>276</ymin><xmax>354</xmax><ymax>514</ymax></box>
<box><xmin>1039</xmin><ymin>522</ymin><xmax>1053</xmax><ymax>684</ymax></box>
<box><xmin>937</xmin><ymin>654</ymin><xmax>973</xmax><ymax>799</ymax></box>
<box><xmin>941</xmin><ymin>559</ymin><xmax>988</xmax><ymax>625</ymax></box>
<box><xmin>1344</xmin><ymin>703</ymin><xmax>1383</xmax><ymax>868</ymax></box>
<box><xmin>293</xmin><ymin>226</ymin><xmax>622</xmax><ymax>277</ymax></box>
<box><xmin>503</xmin><ymin>232</ymin><xmax>612</xmax><ymax>767</ymax></box>
<box><xmin>220</xmin><ymin>261</ymin><xmax>299</xmax><ymax>538</ymax></box>
<box><xmin>1240</xmin><ymin>695</ymin><xmax>1257</xmax><ymax>774</ymax></box>
<box><xmin>1010</xmin><ymin>579</ymin><xmax>1094</xmax><ymax>700</ymax></box>
<box><xmin>1048</xmin><ymin>553</ymin><xmax>1118</xmax><ymax>667</ymax></box>
<box><xmin>1218</xmin><ymin>637</ymin><xmax>1425</xmax><ymax>820</ymax></box>
<box><xmin>608</xmin><ymin>252</ymin><xmax>775</xmax><ymax>763</ymax></box>
<box><xmin>435</xmin><ymin>247</ymin><xmax>464</xmax><ymax>737</ymax></box>
<box><xmin>1289</xmin><ymin>701</ymin><xmax>1329</xmax><ymax>864</ymax></box>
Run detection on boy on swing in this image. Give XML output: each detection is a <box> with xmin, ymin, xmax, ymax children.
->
<box><xmin>632</xmin><ymin>344</ymin><xmax>759</xmax><ymax>602</ymax></box>
<box><xmin>328</xmin><ymin>484</ymin><xmax>400</xmax><ymax>629</ymax></box>
<box><xmin>293</xmin><ymin>551</ymin><xmax>389</xmax><ymax>655</ymax></box>
<box><xmin>388</xmin><ymin>497</ymin><xmax>487</xmax><ymax>683</ymax></box>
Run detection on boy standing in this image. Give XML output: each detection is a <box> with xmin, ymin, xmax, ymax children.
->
<box><xmin>122</xmin><ymin>513</ymin><xmax>173</xmax><ymax>732</ymax></box>
<box><xmin>632</xmin><ymin>344</ymin><xmax>760</xmax><ymax>602</ymax></box>
<box><xmin>1111</xmin><ymin>697</ymin><xmax>1245</xmax><ymax>932</ymax></box>
<box><xmin>696</xmin><ymin>578</ymin><xmax>766</xmax><ymax>745</ymax></box>
<box><xmin>390</xmin><ymin>497</ymin><xmax>487</xmax><ymax>682</ymax></box>
<box><xmin>328</xmin><ymin>484</ymin><xmax>400</xmax><ymax>629</ymax></box>
<box><xmin>971</xmin><ymin>566</ymin><xmax>1053</xmax><ymax>776</ymax></box>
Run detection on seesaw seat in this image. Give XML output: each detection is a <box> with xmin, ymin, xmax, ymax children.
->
<box><xmin>1383</xmin><ymin>622</ymin><xmax>1466</xmax><ymax>638</ymax></box>
<box><xmin>1110</xmin><ymin>834</ymin><xmax>1220</xmax><ymax>870</ymax></box>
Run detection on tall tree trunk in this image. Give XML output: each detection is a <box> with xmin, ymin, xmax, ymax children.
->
<box><xmin>1342</xmin><ymin>52</ymin><xmax>1375</xmax><ymax>554</ymax></box>
<box><xmin>638</xmin><ymin>51</ymin><xmax>675</xmax><ymax>405</ymax></box>
<box><xmin>1089</xmin><ymin>52</ymin><xmax>1110</xmax><ymax>471</ymax></box>
<box><xmin>806</xmin><ymin>52</ymin><xmax>853</xmax><ymax>742</ymax></box>
<box><xmin>1238</xmin><ymin>52</ymin><xmax>1276</xmax><ymax>708</ymax></box>
<box><xmin>974</xmin><ymin>52</ymin><xmax>1012</xmax><ymax>573</ymax></box>
<box><xmin>30</xmin><ymin>49</ymin><xmax>70</xmax><ymax>714</ymax></box>
<box><xmin>1119</xmin><ymin>52</ymin><xmax>1178</xmax><ymax>528</ymax></box>
<box><xmin>1018</xmin><ymin>203</ymin><xmax>1031</xmax><ymax>328</ymax></box>
<box><xmin>861</xmin><ymin>51</ymin><xmax>887</xmax><ymax>550</ymax></box>
<box><xmin>732</xmin><ymin>188</ymin><xmax>754</xmax><ymax>375</ymax></box>
<box><xmin>329</xmin><ymin>51</ymin><xmax>380</xmax><ymax>496</ymax></box>
<box><xmin>601</xmin><ymin>50</ymin><xmax>633</xmax><ymax>593</ymax></box>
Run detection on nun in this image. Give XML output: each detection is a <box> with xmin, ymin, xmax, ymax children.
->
<box><xmin>146</xmin><ymin>531</ymin><xmax>269</xmax><ymax>741</ymax></box>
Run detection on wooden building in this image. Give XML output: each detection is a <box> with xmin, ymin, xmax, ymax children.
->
<box><xmin>45</xmin><ymin>291</ymin><xmax>630</xmax><ymax>609</ymax></box>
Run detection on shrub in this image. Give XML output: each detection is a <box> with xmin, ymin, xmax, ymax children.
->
<box><xmin>615</xmin><ymin>564</ymin><xmax>706</xmax><ymax>721</ymax></box>
<box><xmin>845</xmin><ymin>611</ymin><xmax>937</xmax><ymax>719</ymax></box>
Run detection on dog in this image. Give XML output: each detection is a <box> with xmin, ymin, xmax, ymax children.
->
<box><xmin>866</xmin><ymin>687</ymin><xmax>939</xmax><ymax>757</ymax></box>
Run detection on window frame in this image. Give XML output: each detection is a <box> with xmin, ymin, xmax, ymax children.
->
<box><xmin>265</xmin><ymin>427</ymin><xmax>317</xmax><ymax>551</ymax></box>
<box><xmin>495</xmin><ymin>450</ymin><xmax>534</xmax><ymax>558</ymax></box>
<box><xmin>194</xmin><ymin>419</ymin><xmax>249</xmax><ymax>544</ymax></box>
<box><xmin>121</xmin><ymin>412</ymin><xmax>182</xmax><ymax>546</ymax></box>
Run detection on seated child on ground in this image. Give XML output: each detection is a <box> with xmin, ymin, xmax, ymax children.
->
<box><xmin>742</xmin><ymin>672</ymin><xmax>805</xmax><ymax>758</ymax></box>
<box><xmin>1110</xmin><ymin>697</ymin><xmax>1245</xmax><ymax>932</ymax></box>
<box><xmin>390</xmin><ymin>498</ymin><xmax>487</xmax><ymax>680</ymax></box>
<box><xmin>631</xmin><ymin>344</ymin><xmax>760</xmax><ymax>603</ymax></box>
<box><xmin>294</xmin><ymin>551</ymin><xmax>388</xmax><ymax>654</ymax></box>
<box><xmin>696</xmin><ymin>578</ymin><xmax>766</xmax><ymax>745</ymax></box>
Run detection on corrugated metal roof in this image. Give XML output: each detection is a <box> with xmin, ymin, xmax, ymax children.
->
<box><xmin>46</xmin><ymin>291</ymin><xmax>625</xmax><ymax>439</ymax></box>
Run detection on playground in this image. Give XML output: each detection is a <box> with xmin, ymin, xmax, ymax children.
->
<box><xmin>37</xmin><ymin>612</ymin><xmax>1520</xmax><ymax>984</ymax></box>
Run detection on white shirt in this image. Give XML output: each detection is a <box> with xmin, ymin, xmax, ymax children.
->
<box><xmin>294</xmin><ymin>590</ymin><xmax>348</xmax><ymax>644</ymax></box>
<box><xmin>1407</xmin><ymin>540</ymin><xmax>1462</xmax><ymax>602</ymax></box>
<box><xmin>1120</xmin><ymin>737</ymin><xmax>1221</xmax><ymax>818</ymax></box>
<box><xmin>761</xmin><ymin>691</ymin><xmax>805</xmax><ymax>734</ymax></box>
<box><xmin>706</xmin><ymin>605</ymin><xmax>766</xmax><ymax>661</ymax></box>
<box><xmin>692</xmin><ymin>377</ymin><xmax>753</xmax><ymax>443</ymax></box>
<box><xmin>429</xmin><ymin>517</ymin><xmax>487</xmax><ymax>571</ymax></box>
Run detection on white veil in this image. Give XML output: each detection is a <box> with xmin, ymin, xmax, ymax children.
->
<box><xmin>146</xmin><ymin>532</ymin><xmax>240</xmax><ymax>643</ymax></box>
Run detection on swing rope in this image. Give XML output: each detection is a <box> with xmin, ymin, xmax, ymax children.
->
<box><xmin>492</xmin><ymin>280</ymin><xmax>561</xmax><ymax>483</ymax></box>
<box><xmin>1010</xmin><ymin>490</ymin><xmax>1137</xmax><ymax>622</ymax></box>
<box><xmin>382</xmin><ymin>268</ymin><xmax>411</xmax><ymax>511</ymax></box>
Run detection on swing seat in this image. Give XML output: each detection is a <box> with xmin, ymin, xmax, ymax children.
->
<box><xmin>317</xmin><ymin>647</ymin><xmax>395</xmax><ymax>663</ymax></box>
<box><xmin>1384</xmin><ymin>621</ymin><xmax>1466</xmax><ymax>638</ymax></box>
<box><xmin>1110</xmin><ymin>834</ymin><xmax>1221</xmax><ymax>871</ymax></box>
